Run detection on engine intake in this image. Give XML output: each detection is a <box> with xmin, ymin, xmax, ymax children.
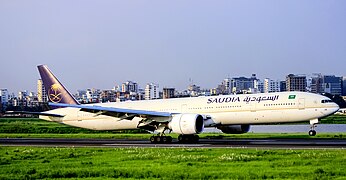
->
<box><xmin>168</xmin><ymin>114</ymin><xmax>204</xmax><ymax>134</ymax></box>
<box><xmin>217</xmin><ymin>125</ymin><xmax>250</xmax><ymax>134</ymax></box>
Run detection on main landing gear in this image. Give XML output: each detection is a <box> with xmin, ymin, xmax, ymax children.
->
<box><xmin>308</xmin><ymin>119</ymin><xmax>319</xmax><ymax>136</ymax></box>
<box><xmin>150</xmin><ymin>135</ymin><xmax>173</xmax><ymax>143</ymax></box>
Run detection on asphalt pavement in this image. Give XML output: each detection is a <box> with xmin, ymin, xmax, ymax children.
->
<box><xmin>1</xmin><ymin>138</ymin><xmax>346</xmax><ymax>149</ymax></box>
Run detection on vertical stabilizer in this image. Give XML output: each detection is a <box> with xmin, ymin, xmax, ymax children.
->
<box><xmin>37</xmin><ymin>65</ymin><xmax>79</xmax><ymax>105</ymax></box>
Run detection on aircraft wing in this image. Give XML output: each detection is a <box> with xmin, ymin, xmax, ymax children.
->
<box><xmin>48</xmin><ymin>102</ymin><xmax>172</xmax><ymax>118</ymax></box>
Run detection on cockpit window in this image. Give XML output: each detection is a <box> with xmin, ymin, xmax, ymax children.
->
<box><xmin>321</xmin><ymin>99</ymin><xmax>333</xmax><ymax>103</ymax></box>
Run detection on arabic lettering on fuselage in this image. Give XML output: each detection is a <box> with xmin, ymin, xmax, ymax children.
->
<box><xmin>243</xmin><ymin>95</ymin><xmax>279</xmax><ymax>103</ymax></box>
<box><xmin>207</xmin><ymin>95</ymin><xmax>279</xmax><ymax>104</ymax></box>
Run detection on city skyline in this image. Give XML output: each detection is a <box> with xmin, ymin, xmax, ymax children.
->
<box><xmin>1</xmin><ymin>1</ymin><xmax>346</xmax><ymax>93</ymax></box>
<box><xmin>1</xmin><ymin>72</ymin><xmax>344</xmax><ymax>95</ymax></box>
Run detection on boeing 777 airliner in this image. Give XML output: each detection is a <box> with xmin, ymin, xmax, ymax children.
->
<box><xmin>28</xmin><ymin>65</ymin><xmax>339</xmax><ymax>143</ymax></box>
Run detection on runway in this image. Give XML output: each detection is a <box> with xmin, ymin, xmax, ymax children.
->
<box><xmin>1</xmin><ymin>138</ymin><xmax>346</xmax><ymax>149</ymax></box>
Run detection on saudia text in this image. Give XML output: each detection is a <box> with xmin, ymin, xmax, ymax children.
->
<box><xmin>207</xmin><ymin>95</ymin><xmax>279</xmax><ymax>104</ymax></box>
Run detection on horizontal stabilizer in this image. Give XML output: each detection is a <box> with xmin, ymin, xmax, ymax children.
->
<box><xmin>48</xmin><ymin>102</ymin><xmax>172</xmax><ymax>117</ymax></box>
<box><xmin>5</xmin><ymin>111</ymin><xmax>65</xmax><ymax>117</ymax></box>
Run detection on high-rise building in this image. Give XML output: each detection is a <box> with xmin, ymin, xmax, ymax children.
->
<box><xmin>286</xmin><ymin>74</ymin><xmax>307</xmax><ymax>92</ymax></box>
<box><xmin>231</xmin><ymin>74</ymin><xmax>258</xmax><ymax>93</ymax></box>
<box><xmin>163</xmin><ymin>88</ymin><xmax>175</xmax><ymax>99</ymax></box>
<box><xmin>37</xmin><ymin>79</ymin><xmax>48</xmax><ymax>102</ymax></box>
<box><xmin>0</xmin><ymin>89</ymin><xmax>8</xmax><ymax>104</ymax></box>
<box><xmin>263</xmin><ymin>78</ymin><xmax>280</xmax><ymax>93</ymax></box>
<box><xmin>222</xmin><ymin>78</ymin><xmax>232</xmax><ymax>94</ymax></box>
<box><xmin>145</xmin><ymin>83</ymin><xmax>159</xmax><ymax>100</ymax></box>
<box><xmin>280</xmin><ymin>81</ymin><xmax>287</xmax><ymax>92</ymax></box>
<box><xmin>257</xmin><ymin>81</ymin><xmax>264</xmax><ymax>93</ymax></box>
<box><xmin>322</xmin><ymin>75</ymin><xmax>342</xmax><ymax>95</ymax></box>
<box><xmin>342</xmin><ymin>76</ymin><xmax>346</xmax><ymax>96</ymax></box>
<box><xmin>310</xmin><ymin>74</ymin><xmax>323</xmax><ymax>94</ymax></box>
<box><xmin>121</xmin><ymin>81</ymin><xmax>138</xmax><ymax>93</ymax></box>
<box><xmin>310</xmin><ymin>74</ymin><xmax>342</xmax><ymax>95</ymax></box>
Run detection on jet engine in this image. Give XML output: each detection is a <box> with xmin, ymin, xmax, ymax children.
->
<box><xmin>168</xmin><ymin>114</ymin><xmax>204</xmax><ymax>134</ymax></box>
<box><xmin>217</xmin><ymin>125</ymin><xmax>250</xmax><ymax>134</ymax></box>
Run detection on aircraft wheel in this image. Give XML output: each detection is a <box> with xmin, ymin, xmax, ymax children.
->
<box><xmin>162</xmin><ymin>136</ymin><xmax>172</xmax><ymax>143</ymax></box>
<box><xmin>162</xmin><ymin>136</ymin><xmax>167</xmax><ymax>143</ymax></box>
<box><xmin>155</xmin><ymin>136</ymin><xmax>162</xmax><ymax>143</ymax></box>
<box><xmin>150</xmin><ymin>136</ymin><xmax>172</xmax><ymax>143</ymax></box>
<box><xmin>309</xmin><ymin>130</ymin><xmax>316</xmax><ymax>136</ymax></box>
<box><xmin>150</xmin><ymin>136</ymin><xmax>156</xmax><ymax>143</ymax></box>
<box><xmin>167</xmin><ymin>136</ymin><xmax>173</xmax><ymax>143</ymax></box>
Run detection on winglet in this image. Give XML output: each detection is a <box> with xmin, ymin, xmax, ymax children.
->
<box><xmin>37</xmin><ymin>65</ymin><xmax>80</xmax><ymax>105</ymax></box>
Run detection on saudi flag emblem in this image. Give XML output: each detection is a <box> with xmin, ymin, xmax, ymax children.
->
<box><xmin>288</xmin><ymin>95</ymin><xmax>296</xmax><ymax>99</ymax></box>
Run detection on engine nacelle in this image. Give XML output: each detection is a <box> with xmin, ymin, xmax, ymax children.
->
<box><xmin>168</xmin><ymin>114</ymin><xmax>204</xmax><ymax>134</ymax></box>
<box><xmin>217</xmin><ymin>125</ymin><xmax>250</xmax><ymax>134</ymax></box>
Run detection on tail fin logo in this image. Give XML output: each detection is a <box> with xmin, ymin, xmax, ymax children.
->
<box><xmin>49</xmin><ymin>84</ymin><xmax>62</xmax><ymax>103</ymax></box>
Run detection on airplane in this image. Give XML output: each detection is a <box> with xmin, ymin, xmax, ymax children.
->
<box><xmin>30</xmin><ymin>65</ymin><xmax>339</xmax><ymax>143</ymax></box>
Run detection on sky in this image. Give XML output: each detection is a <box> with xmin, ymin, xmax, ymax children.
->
<box><xmin>1</xmin><ymin>0</ymin><xmax>346</xmax><ymax>93</ymax></box>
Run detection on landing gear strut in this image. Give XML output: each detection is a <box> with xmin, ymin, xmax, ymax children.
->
<box><xmin>309</xmin><ymin>119</ymin><xmax>319</xmax><ymax>136</ymax></box>
<box><xmin>150</xmin><ymin>135</ymin><xmax>172</xmax><ymax>144</ymax></box>
<box><xmin>178</xmin><ymin>134</ymin><xmax>199</xmax><ymax>143</ymax></box>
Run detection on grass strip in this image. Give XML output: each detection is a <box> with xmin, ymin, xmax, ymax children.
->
<box><xmin>0</xmin><ymin>147</ymin><xmax>345</xmax><ymax>179</ymax></box>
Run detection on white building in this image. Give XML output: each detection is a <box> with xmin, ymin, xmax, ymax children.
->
<box><xmin>145</xmin><ymin>83</ymin><xmax>159</xmax><ymax>100</ymax></box>
<box><xmin>37</xmin><ymin>79</ymin><xmax>48</xmax><ymax>102</ymax></box>
<box><xmin>86</xmin><ymin>88</ymin><xmax>101</xmax><ymax>103</ymax></box>
<box><xmin>264</xmin><ymin>78</ymin><xmax>280</xmax><ymax>93</ymax></box>
<box><xmin>223</xmin><ymin>78</ymin><xmax>232</xmax><ymax>94</ymax></box>
<box><xmin>121</xmin><ymin>81</ymin><xmax>138</xmax><ymax>93</ymax></box>
<box><xmin>18</xmin><ymin>91</ymin><xmax>28</xmax><ymax>100</ymax></box>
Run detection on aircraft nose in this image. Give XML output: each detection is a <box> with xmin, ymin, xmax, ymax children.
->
<box><xmin>326</xmin><ymin>102</ymin><xmax>340</xmax><ymax>115</ymax></box>
<box><xmin>332</xmin><ymin>102</ymin><xmax>340</xmax><ymax>112</ymax></box>
<box><xmin>321</xmin><ymin>102</ymin><xmax>339</xmax><ymax>116</ymax></box>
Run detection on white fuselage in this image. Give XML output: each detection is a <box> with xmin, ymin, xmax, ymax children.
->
<box><xmin>40</xmin><ymin>92</ymin><xmax>339</xmax><ymax>131</ymax></box>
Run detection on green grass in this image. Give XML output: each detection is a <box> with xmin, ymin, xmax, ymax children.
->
<box><xmin>0</xmin><ymin>147</ymin><xmax>345</xmax><ymax>179</ymax></box>
<box><xmin>320</xmin><ymin>114</ymin><xmax>346</xmax><ymax>124</ymax></box>
<box><xmin>0</xmin><ymin>118</ymin><xmax>146</xmax><ymax>134</ymax></box>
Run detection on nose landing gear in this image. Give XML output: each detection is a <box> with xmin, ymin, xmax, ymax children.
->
<box><xmin>308</xmin><ymin>119</ymin><xmax>319</xmax><ymax>136</ymax></box>
<box><xmin>308</xmin><ymin>129</ymin><xmax>316</xmax><ymax>136</ymax></box>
